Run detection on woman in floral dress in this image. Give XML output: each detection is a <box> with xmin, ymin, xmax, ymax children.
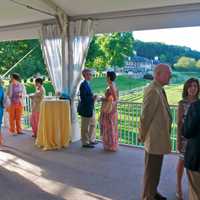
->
<box><xmin>100</xmin><ymin>71</ymin><xmax>118</xmax><ymax>151</ymax></box>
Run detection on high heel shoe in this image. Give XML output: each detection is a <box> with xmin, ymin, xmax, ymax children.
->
<box><xmin>176</xmin><ymin>192</ymin><xmax>183</xmax><ymax>200</ymax></box>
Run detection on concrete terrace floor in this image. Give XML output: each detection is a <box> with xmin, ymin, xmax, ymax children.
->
<box><xmin>0</xmin><ymin>128</ymin><xmax>188</xmax><ymax>200</ymax></box>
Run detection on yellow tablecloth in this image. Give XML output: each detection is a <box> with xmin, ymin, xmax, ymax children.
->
<box><xmin>36</xmin><ymin>99</ymin><xmax>71</xmax><ymax>150</ymax></box>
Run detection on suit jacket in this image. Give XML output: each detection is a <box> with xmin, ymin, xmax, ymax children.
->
<box><xmin>183</xmin><ymin>100</ymin><xmax>200</xmax><ymax>172</ymax></box>
<box><xmin>139</xmin><ymin>80</ymin><xmax>172</xmax><ymax>155</ymax></box>
<box><xmin>77</xmin><ymin>80</ymin><xmax>94</xmax><ymax>117</ymax></box>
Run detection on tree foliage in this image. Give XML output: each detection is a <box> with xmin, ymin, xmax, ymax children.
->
<box><xmin>174</xmin><ymin>56</ymin><xmax>200</xmax><ymax>70</ymax></box>
<box><xmin>2</xmin><ymin>34</ymin><xmax>200</xmax><ymax>80</ymax></box>
<box><xmin>85</xmin><ymin>32</ymin><xmax>134</xmax><ymax>70</ymax></box>
<box><xmin>0</xmin><ymin>39</ymin><xmax>47</xmax><ymax>78</ymax></box>
<box><xmin>85</xmin><ymin>35</ymin><xmax>107</xmax><ymax>71</ymax></box>
<box><xmin>133</xmin><ymin>40</ymin><xmax>200</xmax><ymax>66</ymax></box>
<box><xmin>174</xmin><ymin>56</ymin><xmax>196</xmax><ymax>69</ymax></box>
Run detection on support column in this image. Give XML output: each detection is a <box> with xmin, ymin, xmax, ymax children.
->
<box><xmin>67</xmin><ymin>22</ymin><xmax>81</xmax><ymax>142</ymax></box>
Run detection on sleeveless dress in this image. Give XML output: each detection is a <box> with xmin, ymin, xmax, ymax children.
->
<box><xmin>0</xmin><ymin>86</ymin><xmax>4</xmax><ymax>129</ymax></box>
<box><xmin>30</xmin><ymin>86</ymin><xmax>45</xmax><ymax>136</ymax></box>
<box><xmin>178</xmin><ymin>99</ymin><xmax>191</xmax><ymax>160</ymax></box>
<box><xmin>100</xmin><ymin>84</ymin><xmax>118</xmax><ymax>151</ymax></box>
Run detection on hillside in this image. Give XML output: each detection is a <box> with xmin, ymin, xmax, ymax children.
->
<box><xmin>134</xmin><ymin>40</ymin><xmax>200</xmax><ymax>66</ymax></box>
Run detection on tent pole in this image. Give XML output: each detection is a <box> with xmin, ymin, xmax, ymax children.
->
<box><xmin>2</xmin><ymin>45</ymin><xmax>38</xmax><ymax>77</ymax></box>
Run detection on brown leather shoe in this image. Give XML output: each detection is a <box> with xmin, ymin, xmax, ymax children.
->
<box><xmin>82</xmin><ymin>144</ymin><xmax>95</xmax><ymax>148</ymax></box>
<box><xmin>17</xmin><ymin>132</ymin><xmax>24</xmax><ymax>134</ymax></box>
<box><xmin>90</xmin><ymin>141</ymin><xmax>98</xmax><ymax>145</ymax></box>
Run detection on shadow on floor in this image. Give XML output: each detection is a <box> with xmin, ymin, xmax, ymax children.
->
<box><xmin>0</xmin><ymin>166</ymin><xmax>65</xmax><ymax>200</ymax></box>
<box><xmin>0</xmin><ymin>128</ymin><xmax>188</xmax><ymax>200</ymax></box>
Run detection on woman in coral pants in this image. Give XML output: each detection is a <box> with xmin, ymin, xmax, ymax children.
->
<box><xmin>7</xmin><ymin>73</ymin><xmax>26</xmax><ymax>135</ymax></box>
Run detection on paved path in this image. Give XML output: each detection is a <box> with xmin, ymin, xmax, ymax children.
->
<box><xmin>0</xmin><ymin>129</ymin><xmax>188</xmax><ymax>200</ymax></box>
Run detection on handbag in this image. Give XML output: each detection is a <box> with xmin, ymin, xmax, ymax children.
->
<box><xmin>101</xmin><ymin>95</ymin><xmax>113</xmax><ymax>113</ymax></box>
<box><xmin>3</xmin><ymin>96</ymin><xmax>11</xmax><ymax>109</ymax></box>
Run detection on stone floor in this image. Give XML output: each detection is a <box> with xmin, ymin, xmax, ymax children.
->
<box><xmin>0</xmin><ymin>128</ymin><xmax>188</xmax><ymax>200</ymax></box>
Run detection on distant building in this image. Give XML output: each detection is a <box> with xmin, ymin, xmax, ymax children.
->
<box><xmin>123</xmin><ymin>56</ymin><xmax>159</xmax><ymax>78</ymax></box>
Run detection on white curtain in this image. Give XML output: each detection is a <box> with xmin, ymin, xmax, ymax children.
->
<box><xmin>40</xmin><ymin>19</ymin><xmax>94</xmax><ymax>141</ymax></box>
<box><xmin>40</xmin><ymin>24</ymin><xmax>62</xmax><ymax>92</ymax></box>
<box><xmin>68</xmin><ymin>20</ymin><xmax>94</xmax><ymax>100</ymax></box>
<box><xmin>66</xmin><ymin>19</ymin><xmax>94</xmax><ymax>138</ymax></box>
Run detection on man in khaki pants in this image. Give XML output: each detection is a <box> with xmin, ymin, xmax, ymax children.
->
<box><xmin>78</xmin><ymin>68</ymin><xmax>97</xmax><ymax>148</ymax></box>
<box><xmin>139</xmin><ymin>64</ymin><xmax>172</xmax><ymax>200</ymax></box>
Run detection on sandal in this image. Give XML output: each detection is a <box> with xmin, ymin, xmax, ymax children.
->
<box><xmin>176</xmin><ymin>192</ymin><xmax>183</xmax><ymax>200</ymax></box>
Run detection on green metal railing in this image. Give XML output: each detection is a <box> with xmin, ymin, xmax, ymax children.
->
<box><xmin>21</xmin><ymin>97</ymin><xmax>178</xmax><ymax>152</ymax></box>
<box><xmin>95</xmin><ymin>101</ymin><xmax>178</xmax><ymax>152</ymax></box>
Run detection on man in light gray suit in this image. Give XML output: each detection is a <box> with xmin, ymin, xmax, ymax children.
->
<box><xmin>139</xmin><ymin>64</ymin><xmax>172</xmax><ymax>200</ymax></box>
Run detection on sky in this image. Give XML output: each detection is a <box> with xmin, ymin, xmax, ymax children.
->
<box><xmin>133</xmin><ymin>27</ymin><xmax>200</xmax><ymax>52</ymax></box>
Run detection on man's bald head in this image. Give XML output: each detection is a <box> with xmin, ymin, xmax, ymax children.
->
<box><xmin>154</xmin><ymin>64</ymin><xmax>171</xmax><ymax>86</ymax></box>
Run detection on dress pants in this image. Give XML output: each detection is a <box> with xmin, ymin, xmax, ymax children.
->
<box><xmin>81</xmin><ymin>114</ymin><xmax>96</xmax><ymax>145</ymax></box>
<box><xmin>187</xmin><ymin>170</ymin><xmax>200</xmax><ymax>200</ymax></box>
<box><xmin>8</xmin><ymin>103</ymin><xmax>23</xmax><ymax>133</ymax></box>
<box><xmin>142</xmin><ymin>151</ymin><xmax>164</xmax><ymax>200</ymax></box>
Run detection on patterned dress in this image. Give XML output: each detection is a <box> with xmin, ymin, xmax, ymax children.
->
<box><xmin>100</xmin><ymin>84</ymin><xmax>118</xmax><ymax>151</ymax></box>
<box><xmin>30</xmin><ymin>86</ymin><xmax>45</xmax><ymax>136</ymax></box>
<box><xmin>178</xmin><ymin>99</ymin><xmax>191</xmax><ymax>160</ymax></box>
<box><xmin>0</xmin><ymin>86</ymin><xmax>4</xmax><ymax>129</ymax></box>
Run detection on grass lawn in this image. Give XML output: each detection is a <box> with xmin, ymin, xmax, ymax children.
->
<box><xmin>22</xmin><ymin>75</ymin><xmax>183</xmax><ymax>107</ymax></box>
<box><xmin>91</xmin><ymin>75</ymin><xmax>150</xmax><ymax>95</ymax></box>
<box><xmin>21</xmin><ymin>75</ymin><xmax>149</xmax><ymax>95</ymax></box>
<box><xmin>165</xmin><ymin>84</ymin><xmax>183</xmax><ymax>105</ymax></box>
<box><xmin>23</xmin><ymin>75</ymin><xmax>183</xmax><ymax>106</ymax></box>
<box><xmin>120</xmin><ymin>83</ymin><xmax>183</xmax><ymax>105</ymax></box>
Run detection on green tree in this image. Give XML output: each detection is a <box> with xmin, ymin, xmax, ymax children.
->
<box><xmin>159</xmin><ymin>54</ymin><xmax>167</xmax><ymax>63</ymax></box>
<box><xmin>133</xmin><ymin>40</ymin><xmax>200</xmax><ymax>66</ymax></box>
<box><xmin>0</xmin><ymin>39</ymin><xmax>47</xmax><ymax>79</ymax></box>
<box><xmin>174</xmin><ymin>56</ymin><xmax>196</xmax><ymax>69</ymax></box>
<box><xmin>196</xmin><ymin>60</ymin><xmax>200</xmax><ymax>69</ymax></box>
<box><xmin>86</xmin><ymin>32</ymin><xmax>134</xmax><ymax>70</ymax></box>
<box><xmin>101</xmin><ymin>32</ymin><xmax>134</xmax><ymax>68</ymax></box>
<box><xmin>85</xmin><ymin>35</ymin><xmax>106</xmax><ymax>71</ymax></box>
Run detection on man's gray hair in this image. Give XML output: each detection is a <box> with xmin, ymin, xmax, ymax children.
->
<box><xmin>153</xmin><ymin>63</ymin><xmax>171</xmax><ymax>76</ymax></box>
<box><xmin>82</xmin><ymin>68</ymin><xmax>91</xmax><ymax>76</ymax></box>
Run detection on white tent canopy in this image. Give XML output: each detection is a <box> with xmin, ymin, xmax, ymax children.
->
<box><xmin>1</xmin><ymin>0</ymin><xmax>200</xmax><ymax>41</ymax></box>
<box><xmin>2</xmin><ymin>0</ymin><xmax>200</xmax><ymax>142</ymax></box>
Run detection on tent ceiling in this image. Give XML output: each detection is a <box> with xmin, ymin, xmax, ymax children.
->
<box><xmin>1</xmin><ymin>0</ymin><xmax>200</xmax><ymax>40</ymax></box>
<box><xmin>0</xmin><ymin>0</ymin><xmax>54</xmax><ymax>27</ymax></box>
<box><xmin>53</xmin><ymin>0</ymin><xmax>200</xmax><ymax>16</ymax></box>
<box><xmin>1</xmin><ymin>0</ymin><xmax>200</xmax><ymax>26</ymax></box>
